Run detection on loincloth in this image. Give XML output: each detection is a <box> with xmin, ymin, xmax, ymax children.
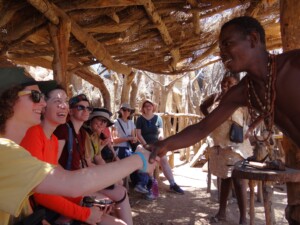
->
<box><xmin>208</xmin><ymin>146</ymin><xmax>243</xmax><ymax>179</ymax></box>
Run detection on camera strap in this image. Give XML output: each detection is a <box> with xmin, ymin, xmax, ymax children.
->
<box><xmin>66</xmin><ymin>123</ymin><xmax>73</xmax><ymax>170</ymax></box>
<box><xmin>67</xmin><ymin>122</ymin><xmax>88</xmax><ymax>169</ymax></box>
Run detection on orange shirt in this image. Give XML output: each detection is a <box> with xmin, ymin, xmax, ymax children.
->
<box><xmin>21</xmin><ymin>125</ymin><xmax>90</xmax><ymax>222</ymax></box>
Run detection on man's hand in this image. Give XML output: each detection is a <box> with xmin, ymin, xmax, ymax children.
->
<box><xmin>135</xmin><ymin>145</ymin><xmax>160</xmax><ymax>173</ymax></box>
<box><xmin>144</xmin><ymin>140</ymin><xmax>168</xmax><ymax>164</ymax></box>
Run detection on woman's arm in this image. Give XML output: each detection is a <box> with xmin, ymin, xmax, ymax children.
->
<box><xmin>34</xmin><ymin>148</ymin><xmax>157</xmax><ymax>197</ymax></box>
<box><xmin>136</xmin><ymin>129</ymin><xmax>147</xmax><ymax>145</ymax></box>
<box><xmin>34</xmin><ymin>194</ymin><xmax>91</xmax><ymax>222</ymax></box>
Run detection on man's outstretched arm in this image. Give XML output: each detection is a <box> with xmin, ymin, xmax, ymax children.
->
<box><xmin>148</xmin><ymin>80</ymin><xmax>248</xmax><ymax>162</ymax></box>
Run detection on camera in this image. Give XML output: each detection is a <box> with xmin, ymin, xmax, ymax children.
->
<box><xmin>82</xmin><ymin>196</ymin><xmax>113</xmax><ymax>208</ymax></box>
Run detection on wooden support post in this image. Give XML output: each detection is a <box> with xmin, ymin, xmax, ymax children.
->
<box><xmin>262</xmin><ymin>181</ymin><xmax>275</xmax><ymax>225</ymax></box>
<box><xmin>207</xmin><ymin>159</ymin><xmax>211</xmax><ymax>193</ymax></box>
<box><xmin>257</xmin><ymin>181</ymin><xmax>263</xmax><ymax>203</ymax></box>
<box><xmin>168</xmin><ymin>152</ymin><xmax>174</xmax><ymax>169</ymax></box>
<box><xmin>48</xmin><ymin>13</ymin><xmax>71</xmax><ymax>95</ymax></box>
<box><xmin>249</xmin><ymin>180</ymin><xmax>255</xmax><ymax>225</ymax></box>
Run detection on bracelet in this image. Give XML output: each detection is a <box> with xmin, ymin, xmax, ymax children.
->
<box><xmin>132</xmin><ymin>152</ymin><xmax>147</xmax><ymax>173</ymax></box>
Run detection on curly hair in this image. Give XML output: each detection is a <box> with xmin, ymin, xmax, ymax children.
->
<box><xmin>0</xmin><ymin>85</ymin><xmax>24</xmax><ymax>134</ymax></box>
<box><xmin>221</xmin><ymin>16</ymin><xmax>266</xmax><ymax>45</ymax></box>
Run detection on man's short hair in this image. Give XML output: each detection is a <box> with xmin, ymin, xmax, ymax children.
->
<box><xmin>221</xmin><ymin>16</ymin><xmax>266</xmax><ymax>45</ymax></box>
<box><xmin>69</xmin><ymin>94</ymin><xmax>90</xmax><ymax>108</ymax></box>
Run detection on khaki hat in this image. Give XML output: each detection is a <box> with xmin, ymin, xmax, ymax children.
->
<box><xmin>89</xmin><ymin>107</ymin><xmax>114</xmax><ymax>127</ymax></box>
<box><xmin>119</xmin><ymin>103</ymin><xmax>135</xmax><ymax>114</ymax></box>
<box><xmin>141</xmin><ymin>99</ymin><xmax>157</xmax><ymax>112</ymax></box>
<box><xmin>0</xmin><ymin>67</ymin><xmax>38</xmax><ymax>95</ymax></box>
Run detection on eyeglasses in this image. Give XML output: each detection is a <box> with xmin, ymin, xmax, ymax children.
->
<box><xmin>18</xmin><ymin>90</ymin><xmax>45</xmax><ymax>103</ymax></box>
<box><xmin>73</xmin><ymin>104</ymin><xmax>93</xmax><ymax>112</ymax></box>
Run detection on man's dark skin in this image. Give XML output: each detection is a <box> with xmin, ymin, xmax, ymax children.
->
<box><xmin>147</xmin><ymin>16</ymin><xmax>300</xmax><ymax>224</ymax></box>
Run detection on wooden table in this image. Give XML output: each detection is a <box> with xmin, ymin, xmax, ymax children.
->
<box><xmin>232</xmin><ymin>161</ymin><xmax>300</xmax><ymax>225</ymax></box>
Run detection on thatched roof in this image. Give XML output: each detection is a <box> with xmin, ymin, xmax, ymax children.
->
<box><xmin>0</xmin><ymin>0</ymin><xmax>281</xmax><ymax>78</ymax></box>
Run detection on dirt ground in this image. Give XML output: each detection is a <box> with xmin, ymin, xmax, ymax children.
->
<box><xmin>129</xmin><ymin>153</ymin><xmax>289</xmax><ymax>225</ymax></box>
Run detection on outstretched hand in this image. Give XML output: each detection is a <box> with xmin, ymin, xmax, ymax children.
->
<box><xmin>144</xmin><ymin>140</ymin><xmax>168</xmax><ymax>164</ymax></box>
<box><xmin>135</xmin><ymin>145</ymin><xmax>160</xmax><ymax>174</ymax></box>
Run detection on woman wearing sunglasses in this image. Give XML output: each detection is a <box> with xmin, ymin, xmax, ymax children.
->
<box><xmin>21</xmin><ymin>84</ymin><xmax>125</xmax><ymax>225</ymax></box>
<box><xmin>0</xmin><ymin>68</ymin><xmax>157</xmax><ymax>225</ymax></box>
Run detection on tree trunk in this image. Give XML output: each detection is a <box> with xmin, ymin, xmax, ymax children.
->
<box><xmin>121</xmin><ymin>71</ymin><xmax>135</xmax><ymax>105</ymax></box>
<box><xmin>130</xmin><ymin>71</ymin><xmax>142</xmax><ymax>110</ymax></box>
<box><xmin>280</xmin><ymin>0</ymin><xmax>300</xmax><ymax>51</ymax></box>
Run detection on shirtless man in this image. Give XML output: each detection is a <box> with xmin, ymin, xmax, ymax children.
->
<box><xmin>147</xmin><ymin>16</ymin><xmax>300</xmax><ymax>224</ymax></box>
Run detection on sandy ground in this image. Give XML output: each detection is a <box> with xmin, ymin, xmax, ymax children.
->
<box><xmin>129</xmin><ymin>153</ymin><xmax>288</xmax><ymax>225</ymax></box>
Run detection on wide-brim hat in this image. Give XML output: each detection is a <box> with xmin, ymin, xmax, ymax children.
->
<box><xmin>0</xmin><ymin>67</ymin><xmax>38</xmax><ymax>95</ymax></box>
<box><xmin>141</xmin><ymin>99</ymin><xmax>157</xmax><ymax>112</ymax></box>
<box><xmin>89</xmin><ymin>107</ymin><xmax>114</xmax><ymax>127</ymax></box>
<box><xmin>119</xmin><ymin>103</ymin><xmax>135</xmax><ymax>114</ymax></box>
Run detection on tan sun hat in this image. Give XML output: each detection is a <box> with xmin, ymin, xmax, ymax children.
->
<box><xmin>141</xmin><ymin>99</ymin><xmax>157</xmax><ymax>113</ymax></box>
<box><xmin>89</xmin><ymin>107</ymin><xmax>114</xmax><ymax>127</ymax></box>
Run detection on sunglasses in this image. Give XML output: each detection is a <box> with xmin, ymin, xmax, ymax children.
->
<box><xmin>73</xmin><ymin>104</ymin><xmax>93</xmax><ymax>112</ymax></box>
<box><xmin>122</xmin><ymin>108</ymin><xmax>131</xmax><ymax>112</ymax></box>
<box><xmin>18</xmin><ymin>90</ymin><xmax>45</xmax><ymax>103</ymax></box>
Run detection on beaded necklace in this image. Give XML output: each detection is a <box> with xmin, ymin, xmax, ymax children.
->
<box><xmin>246</xmin><ymin>54</ymin><xmax>277</xmax><ymax>142</ymax></box>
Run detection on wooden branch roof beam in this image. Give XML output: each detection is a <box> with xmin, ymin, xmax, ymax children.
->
<box><xmin>1</xmin><ymin>0</ymin><xmax>282</xmax><ymax>75</ymax></box>
<box><xmin>142</xmin><ymin>0</ymin><xmax>181</xmax><ymax>71</ymax></box>
<box><xmin>27</xmin><ymin>0</ymin><xmax>132</xmax><ymax>75</ymax></box>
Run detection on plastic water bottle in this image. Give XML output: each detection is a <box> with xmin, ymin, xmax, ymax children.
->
<box><xmin>151</xmin><ymin>178</ymin><xmax>159</xmax><ymax>198</ymax></box>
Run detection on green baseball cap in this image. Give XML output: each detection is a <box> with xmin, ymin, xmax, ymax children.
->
<box><xmin>0</xmin><ymin>67</ymin><xmax>38</xmax><ymax>95</ymax></box>
<box><xmin>0</xmin><ymin>67</ymin><xmax>57</xmax><ymax>95</ymax></box>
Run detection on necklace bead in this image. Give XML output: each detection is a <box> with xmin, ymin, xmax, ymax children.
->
<box><xmin>247</xmin><ymin>54</ymin><xmax>276</xmax><ymax>142</ymax></box>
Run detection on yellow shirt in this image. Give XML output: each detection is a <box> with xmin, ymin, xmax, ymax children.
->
<box><xmin>0</xmin><ymin>138</ymin><xmax>54</xmax><ymax>225</ymax></box>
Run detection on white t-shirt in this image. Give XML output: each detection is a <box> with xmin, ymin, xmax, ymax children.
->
<box><xmin>113</xmin><ymin>119</ymin><xmax>135</xmax><ymax>148</ymax></box>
